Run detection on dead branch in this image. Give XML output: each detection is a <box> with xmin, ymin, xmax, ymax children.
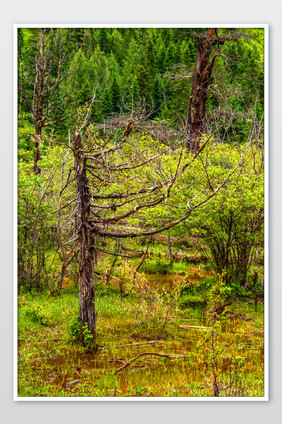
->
<box><xmin>88</xmin><ymin>194</ymin><xmax>166</xmax><ymax>224</ymax></box>
<box><xmin>92</xmin><ymin>210</ymin><xmax>193</xmax><ymax>239</ymax></box>
<box><xmin>95</xmin><ymin>246</ymin><xmax>132</xmax><ymax>259</ymax></box>
<box><xmin>114</xmin><ymin>352</ymin><xmax>171</xmax><ymax>374</ymax></box>
<box><xmin>178</xmin><ymin>325</ymin><xmax>211</xmax><ymax>330</ymax></box>
<box><xmin>99</xmin><ymin>340</ymin><xmax>165</xmax><ymax>351</ymax></box>
<box><xmin>59</xmin><ymin>370</ymin><xmax>69</xmax><ymax>390</ymax></box>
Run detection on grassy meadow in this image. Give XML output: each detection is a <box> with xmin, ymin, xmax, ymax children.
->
<box><xmin>17</xmin><ymin>242</ymin><xmax>264</xmax><ymax>398</ymax></box>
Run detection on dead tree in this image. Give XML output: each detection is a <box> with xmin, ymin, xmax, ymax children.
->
<box><xmin>66</xmin><ymin>118</ymin><xmax>247</xmax><ymax>336</ymax></box>
<box><xmin>73</xmin><ymin>132</ymin><xmax>97</xmax><ymax>334</ymax></box>
<box><xmin>19</xmin><ymin>28</ymin><xmax>81</xmax><ymax>174</ymax></box>
<box><xmin>186</xmin><ymin>28</ymin><xmax>242</xmax><ymax>152</ymax></box>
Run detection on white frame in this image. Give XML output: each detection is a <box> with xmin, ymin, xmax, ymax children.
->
<box><xmin>13</xmin><ymin>23</ymin><xmax>269</xmax><ymax>402</ymax></box>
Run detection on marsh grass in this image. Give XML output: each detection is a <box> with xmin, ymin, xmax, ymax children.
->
<box><xmin>17</xmin><ymin>270</ymin><xmax>265</xmax><ymax>398</ymax></box>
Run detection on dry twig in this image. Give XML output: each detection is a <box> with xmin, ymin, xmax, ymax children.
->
<box><xmin>59</xmin><ymin>370</ymin><xmax>69</xmax><ymax>390</ymax></box>
<box><xmin>114</xmin><ymin>352</ymin><xmax>170</xmax><ymax>374</ymax></box>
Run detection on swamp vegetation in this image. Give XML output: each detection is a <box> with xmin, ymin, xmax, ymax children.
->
<box><xmin>18</xmin><ymin>245</ymin><xmax>264</xmax><ymax>397</ymax></box>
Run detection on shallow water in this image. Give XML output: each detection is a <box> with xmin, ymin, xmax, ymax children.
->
<box><xmin>144</xmin><ymin>270</ymin><xmax>206</xmax><ymax>290</ymax></box>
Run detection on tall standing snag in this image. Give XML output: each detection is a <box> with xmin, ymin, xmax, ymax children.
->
<box><xmin>71</xmin><ymin>120</ymin><xmax>188</xmax><ymax>335</ymax></box>
<box><xmin>186</xmin><ymin>28</ymin><xmax>241</xmax><ymax>152</ymax></box>
<box><xmin>70</xmin><ymin>118</ymin><xmax>246</xmax><ymax>337</ymax></box>
<box><xmin>73</xmin><ymin>132</ymin><xmax>97</xmax><ymax>335</ymax></box>
<box><xmin>19</xmin><ymin>28</ymin><xmax>81</xmax><ymax>174</ymax></box>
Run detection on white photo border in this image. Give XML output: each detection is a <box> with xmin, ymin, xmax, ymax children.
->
<box><xmin>13</xmin><ymin>22</ymin><xmax>269</xmax><ymax>402</ymax></box>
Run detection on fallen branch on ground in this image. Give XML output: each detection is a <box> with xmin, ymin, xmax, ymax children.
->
<box><xmin>178</xmin><ymin>325</ymin><xmax>211</xmax><ymax>330</ymax></box>
<box><xmin>59</xmin><ymin>370</ymin><xmax>69</xmax><ymax>390</ymax></box>
<box><xmin>66</xmin><ymin>379</ymin><xmax>81</xmax><ymax>387</ymax></box>
<box><xmin>114</xmin><ymin>352</ymin><xmax>170</xmax><ymax>374</ymax></box>
<box><xmin>99</xmin><ymin>340</ymin><xmax>165</xmax><ymax>350</ymax></box>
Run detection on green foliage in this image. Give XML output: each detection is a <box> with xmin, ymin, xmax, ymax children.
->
<box><xmin>24</xmin><ymin>303</ymin><xmax>52</xmax><ymax>326</ymax></box>
<box><xmin>206</xmin><ymin>272</ymin><xmax>228</xmax><ymax>320</ymax></box>
<box><xmin>177</xmin><ymin>281</ymin><xmax>207</xmax><ymax>312</ymax></box>
<box><xmin>17</xmin><ymin>280</ymin><xmax>264</xmax><ymax>398</ymax></box>
<box><xmin>17</xmin><ymin>144</ymin><xmax>67</xmax><ymax>291</ymax></box>
<box><xmin>19</xmin><ymin>27</ymin><xmax>264</xmax><ymax>129</ymax></box>
<box><xmin>142</xmin><ymin>261</ymin><xmax>173</xmax><ymax>274</ymax></box>
<box><xmin>143</xmin><ymin>139</ymin><xmax>263</xmax><ymax>294</ymax></box>
<box><xmin>82</xmin><ymin>323</ymin><xmax>95</xmax><ymax>349</ymax></box>
<box><xmin>68</xmin><ymin>316</ymin><xmax>95</xmax><ymax>350</ymax></box>
<box><xmin>68</xmin><ymin>315</ymin><xmax>82</xmax><ymax>343</ymax></box>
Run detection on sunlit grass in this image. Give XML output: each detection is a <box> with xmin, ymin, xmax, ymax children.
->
<box><xmin>17</xmin><ymin>270</ymin><xmax>264</xmax><ymax>398</ymax></box>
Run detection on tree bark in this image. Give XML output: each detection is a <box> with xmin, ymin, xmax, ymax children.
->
<box><xmin>186</xmin><ymin>28</ymin><xmax>224</xmax><ymax>152</ymax></box>
<box><xmin>73</xmin><ymin>132</ymin><xmax>97</xmax><ymax>335</ymax></box>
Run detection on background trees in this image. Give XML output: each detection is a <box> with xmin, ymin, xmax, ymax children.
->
<box><xmin>18</xmin><ymin>27</ymin><xmax>264</xmax><ymax>137</ymax></box>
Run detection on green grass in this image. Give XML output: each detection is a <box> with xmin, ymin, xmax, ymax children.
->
<box><xmin>17</xmin><ymin>270</ymin><xmax>265</xmax><ymax>398</ymax></box>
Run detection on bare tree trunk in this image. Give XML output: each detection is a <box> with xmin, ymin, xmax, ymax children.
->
<box><xmin>19</xmin><ymin>28</ymin><xmax>79</xmax><ymax>175</ymax></box>
<box><xmin>73</xmin><ymin>132</ymin><xmax>97</xmax><ymax>335</ymax></box>
<box><xmin>78</xmin><ymin>220</ymin><xmax>96</xmax><ymax>334</ymax></box>
<box><xmin>186</xmin><ymin>29</ymin><xmax>224</xmax><ymax>152</ymax></box>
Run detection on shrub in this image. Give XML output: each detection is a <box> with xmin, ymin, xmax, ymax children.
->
<box><xmin>68</xmin><ymin>315</ymin><xmax>95</xmax><ymax>350</ymax></box>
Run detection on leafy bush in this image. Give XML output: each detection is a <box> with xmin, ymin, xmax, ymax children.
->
<box><xmin>68</xmin><ymin>316</ymin><xmax>82</xmax><ymax>343</ymax></box>
<box><xmin>68</xmin><ymin>315</ymin><xmax>95</xmax><ymax>350</ymax></box>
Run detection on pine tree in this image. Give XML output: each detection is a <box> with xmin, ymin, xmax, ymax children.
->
<box><xmin>152</xmin><ymin>76</ymin><xmax>164</xmax><ymax>117</ymax></box>
<box><xmin>157</xmin><ymin>44</ymin><xmax>167</xmax><ymax>73</ymax></box>
<box><xmin>111</xmin><ymin>78</ymin><xmax>121</xmax><ymax>113</ymax></box>
<box><xmin>99</xmin><ymin>28</ymin><xmax>111</xmax><ymax>54</ymax></box>
<box><xmin>102</xmin><ymin>88</ymin><xmax>113</xmax><ymax>117</ymax></box>
<box><xmin>145</xmin><ymin>36</ymin><xmax>157</xmax><ymax>75</ymax></box>
<box><xmin>166</xmin><ymin>42</ymin><xmax>176</xmax><ymax>68</ymax></box>
<box><xmin>135</xmin><ymin>64</ymin><xmax>153</xmax><ymax>106</ymax></box>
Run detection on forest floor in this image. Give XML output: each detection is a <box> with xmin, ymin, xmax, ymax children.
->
<box><xmin>17</xmin><ymin>256</ymin><xmax>265</xmax><ymax>398</ymax></box>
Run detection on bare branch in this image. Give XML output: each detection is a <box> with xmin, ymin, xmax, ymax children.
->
<box><xmin>95</xmin><ymin>247</ymin><xmax>132</xmax><ymax>259</ymax></box>
<box><xmin>114</xmin><ymin>352</ymin><xmax>171</xmax><ymax>374</ymax></box>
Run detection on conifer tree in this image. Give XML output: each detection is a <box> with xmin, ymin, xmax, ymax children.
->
<box><xmin>111</xmin><ymin>78</ymin><xmax>121</xmax><ymax>113</ymax></box>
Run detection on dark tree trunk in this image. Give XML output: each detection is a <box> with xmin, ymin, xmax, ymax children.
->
<box><xmin>186</xmin><ymin>28</ymin><xmax>224</xmax><ymax>152</ymax></box>
<box><xmin>78</xmin><ymin>221</ymin><xmax>96</xmax><ymax>334</ymax></box>
<box><xmin>19</xmin><ymin>28</ymin><xmax>78</xmax><ymax>174</ymax></box>
<box><xmin>73</xmin><ymin>132</ymin><xmax>97</xmax><ymax>335</ymax></box>
<box><xmin>57</xmin><ymin>262</ymin><xmax>67</xmax><ymax>291</ymax></box>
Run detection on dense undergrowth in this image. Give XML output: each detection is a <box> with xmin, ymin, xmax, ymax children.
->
<box><xmin>17</xmin><ymin>255</ymin><xmax>264</xmax><ymax>398</ymax></box>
